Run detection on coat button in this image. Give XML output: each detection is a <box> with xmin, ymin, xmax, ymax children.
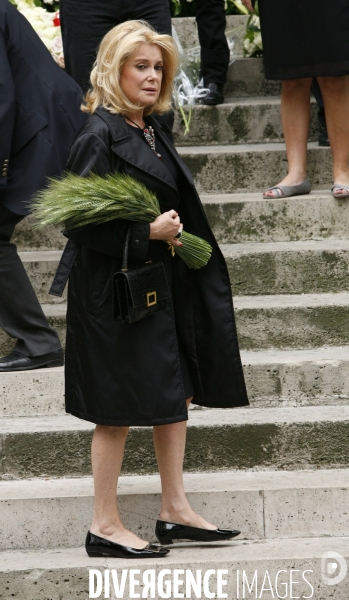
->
<box><xmin>2</xmin><ymin>171</ymin><xmax>7</xmax><ymax>176</ymax></box>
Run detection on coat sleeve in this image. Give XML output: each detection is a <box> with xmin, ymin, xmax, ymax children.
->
<box><xmin>66</xmin><ymin>131</ymin><xmax>150</xmax><ymax>261</ymax></box>
<box><xmin>0</xmin><ymin>31</ymin><xmax>16</xmax><ymax>187</ymax></box>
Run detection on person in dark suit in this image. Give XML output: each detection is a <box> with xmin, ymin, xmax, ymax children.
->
<box><xmin>51</xmin><ymin>21</ymin><xmax>247</xmax><ymax>557</ymax></box>
<box><xmin>0</xmin><ymin>0</ymin><xmax>86</xmax><ymax>372</ymax></box>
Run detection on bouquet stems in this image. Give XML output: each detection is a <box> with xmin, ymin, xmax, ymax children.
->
<box><xmin>32</xmin><ymin>172</ymin><xmax>212</xmax><ymax>269</ymax></box>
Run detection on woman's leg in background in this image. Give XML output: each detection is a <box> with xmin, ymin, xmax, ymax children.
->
<box><xmin>90</xmin><ymin>424</ymin><xmax>148</xmax><ymax>548</ymax></box>
<box><xmin>153</xmin><ymin>397</ymin><xmax>217</xmax><ymax>529</ymax></box>
<box><xmin>264</xmin><ymin>77</ymin><xmax>312</xmax><ymax>197</ymax></box>
<box><xmin>317</xmin><ymin>75</ymin><xmax>349</xmax><ymax>191</ymax></box>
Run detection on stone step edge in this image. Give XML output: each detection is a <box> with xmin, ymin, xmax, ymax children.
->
<box><xmin>38</xmin><ymin>292</ymin><xmax>349</xmax><ymax>321</ymax></box>
<box><xmin>18</xmin><ymin>239</ymin><xmax>349</xmax><ymax>264</ymax></box>
<box><xmin>200</xmin><ymin>189</ymin><xmax>341</xmax><ymax>203</ymax></box>
<box><xmin>1</xmin><ymin>468</ymin><xmax>349</xmax><ymax>551</ymax></box>
<box><xmin>2</xmin><ymin>405</ymin><xmax>349</xmax><ymax>434</ymax></box>
<box><xmin>2</xmin><ymin>536</ymin><xmax>349</xmax><ymax>570</ymax></box>
<box><xmin>2</xmin><ymin>345</ymin><xmax>348</xmax><ymax>373</ymax></box>
<box><xmin>1</xmin><ymin>468</ymin><xmax>349</xmax><ymax>500</ymax></box>
<box><xmin>177</xmin><ymin>140</ymin><xmax>322</xmax><ymax>154</ymax></box>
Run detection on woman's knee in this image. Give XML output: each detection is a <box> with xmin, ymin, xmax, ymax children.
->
<box><xmin>281</xmin><ymin>78</ymin><xmax>311</xmax><ymax>94</ymax></box>
<box><xmin>94</xmin><ymin>424</ymin><xmax>129</xmax><ymax>439</ymax></box>
<box><xmin>317</xmin><ymin>75</ymin><xmax>349</xmax><ymax>94</ymax></box>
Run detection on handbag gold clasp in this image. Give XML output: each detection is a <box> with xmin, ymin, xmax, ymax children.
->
<box><xmin>147</xmin><ymin>291</ymin><xmax>157</xmax><ymax>307</ymax></box>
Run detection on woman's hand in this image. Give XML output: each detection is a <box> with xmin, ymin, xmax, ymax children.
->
<box><xmin>149</xmin><ymin>209</ymin><xmax>183</xmax><ymax>247</ymax></box>
<box><xmin>242</xmin><ymin>0</ymin><xmax>254</xmax><ymax>12</ymax></box>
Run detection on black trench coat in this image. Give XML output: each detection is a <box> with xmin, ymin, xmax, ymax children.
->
<box><xmin>60</xmin><ymin>107</ymin><xmax>248</xmax><ymax>426</ymax></box>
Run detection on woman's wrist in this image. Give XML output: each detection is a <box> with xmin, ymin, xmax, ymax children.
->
<box><xmin>149</xmin><ymin>222</ymin><xmax>158</xmax><ymax>240</ymax></box>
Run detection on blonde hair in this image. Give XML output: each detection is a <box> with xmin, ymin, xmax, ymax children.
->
<box><xmin>83</xmin><ymin>20</ymin><xmax>179</xmax><ymax>116</ymax></box>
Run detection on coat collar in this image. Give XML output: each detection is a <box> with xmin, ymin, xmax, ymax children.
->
<box><xmin>95</xmin><ymin>107</ymin><xmax>194</xmax><ymax>192</ymax></box>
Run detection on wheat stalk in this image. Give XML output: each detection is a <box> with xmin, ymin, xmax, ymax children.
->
<box><xmin>32</xmin><ymin>172</ymin><xmax>212</xmax><ymax>269</ymax></box>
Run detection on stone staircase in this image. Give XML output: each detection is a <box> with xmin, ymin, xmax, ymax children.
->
<box><xmin>1</xmin><ymin>16</ymin><xmax>349</xmax><ymax>600</ymax></box>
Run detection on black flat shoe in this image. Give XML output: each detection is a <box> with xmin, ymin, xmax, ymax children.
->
<box><xmin>0</xmin><ymin>349</ymin><xmax>64</xmax><ymax>372</ymax></box>
<box><xmin>85</xmin><ymin>531</ymin><xmax>170</xmax><ymax>558</ymax></box>
<box><xmin>155</xmin><ymin>520</ymin><xmax>240</xmax><ymax>544</ymax></box>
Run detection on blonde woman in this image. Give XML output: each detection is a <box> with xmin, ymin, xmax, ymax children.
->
<box><xmin>243</xmin><ymin>0</ymin><xmax>349</xmax><ymax>199</ymax></box>
<box><xmin>52</xmin><ymin>20</ymin><xmax>248</xmax><ymax>559</ymax></box>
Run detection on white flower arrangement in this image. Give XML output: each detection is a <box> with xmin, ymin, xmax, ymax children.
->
<box><xmin>12</xmin><ymin>0</ymin><xmax>64</xmax><ymax>67</ymax></box>
<box><xmin>243</xmin><ymin>1</ymin><xmax>263</xmax><ymax>57</ymax></box>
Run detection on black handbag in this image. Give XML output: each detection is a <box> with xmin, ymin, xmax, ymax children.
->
<box><xmin>113</xmin><ymin>227</ymin><xmax>171</xmax><ymax>323</ymax></box>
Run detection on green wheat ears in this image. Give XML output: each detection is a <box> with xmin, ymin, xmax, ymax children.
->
<box><xmin>32</xmin><ymin>172</ymin><xmax>212</xmax><ymax>269</ymax></box>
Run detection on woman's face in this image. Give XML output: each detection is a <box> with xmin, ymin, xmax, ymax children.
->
<box><xmin>120</xmin><ymin>43</ymin><xmax>163</xmax><ymax>110</ymax></box>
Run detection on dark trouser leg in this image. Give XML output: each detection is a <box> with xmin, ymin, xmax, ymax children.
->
<box><xmin>0</xmin><ymin>205</ymin><xmax>61</xmax><ymax>356</ymax></box>
<box><xmin>195</xmin><ymin>0</ymin><xmax>229</xmax><ymax>86</ymax></box>
<box><xmin>60</xmin><ymin>0</ymin><xmax>122</xmax><ymax>93</ymax></box>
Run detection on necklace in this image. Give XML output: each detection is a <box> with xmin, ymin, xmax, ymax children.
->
<box><xmin>125</xmin><ymin>116</ymin><xmax>162</xmax><ymax>160</ymax></box>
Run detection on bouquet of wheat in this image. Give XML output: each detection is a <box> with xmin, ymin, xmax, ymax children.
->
<box><xmin>32</xmin><ymin>172</ymin><xmax>212</xmax><ymax>269</ymax></box>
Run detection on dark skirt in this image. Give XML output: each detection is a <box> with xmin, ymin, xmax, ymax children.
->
<box><xmin>259</xmin><ymin>0</ymin><xmax>349</xmax><ymax>80</ymax></box>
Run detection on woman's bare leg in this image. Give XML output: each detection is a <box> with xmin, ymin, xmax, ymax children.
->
<box><xmin>90</xmin><ymin>424</ymin><xmax>148</xmax><ymax>548</ymax></box>
<box><xmin>264</xmin><ymin>77</ymin><xmax>312</xmax><ymax>198</ymax></box>
<box><xmin>153</xmin><ymin>397</ymin><xmax>217</xmax><ymax>529</ymax></box>
<box><xmin>317</xmin><ymin>75</ymin><xmax>349</xmax><ymax>192</ymax></box>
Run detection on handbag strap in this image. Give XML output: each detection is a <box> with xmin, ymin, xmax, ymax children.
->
<box><xmin>121</xmin><ymin>226</ymin><xmax>132</xmax><ymax>272</ymax></box>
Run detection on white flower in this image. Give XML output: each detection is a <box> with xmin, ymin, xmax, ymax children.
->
<box><xmin>51</xmin><ymin>34</ymin><xmax>63</xmax><ymax>54</ymax></box>
<box><xmin>254</xmin><ymin>33</ymin><xmax>262</xmax><ymax>49</ymax></box>
<box><xmin>56</xmin><ymin>52</ymin><xmax>65</xmax><ymax>68</ymax></box>
<box><xmin>243</xmin><ymin>38</ymin><xmax>253</xmax><ymax>55</ymax></box>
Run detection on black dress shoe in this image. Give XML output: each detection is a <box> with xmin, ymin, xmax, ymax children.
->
<box><xmin>0</xmin><ymin>349</ymin><xmax>64</xmax><ymax>372</ymax></box>
<box><xmin>85</xmin><ymin>531</ymin><xmax>170</xmax><ymax>558</ymax></box>
<box><xmin>201</xmin><ymin>83</ymin><xmax>224</xmax><ymax>106</ymax></box>
<box><xmin>155</xmin><ymin>520</ymin><xmax>240</xmax><ymax>544</ymax></box>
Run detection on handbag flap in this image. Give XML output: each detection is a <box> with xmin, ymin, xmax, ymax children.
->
<box><xmin>117</xmin><ymin>262</ymin><xmax>170</xmax><ymax>309</ymax></box>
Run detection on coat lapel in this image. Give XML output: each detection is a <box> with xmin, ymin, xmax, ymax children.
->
<box><xmin>147</xmin><ymin>115</ymin><xmax>195</xmax><ymax>188</ymax></box>
<box><xmin>95</xmin><ymin>108</ymin><xmax>179</xmax><ymax>195</ymax></box>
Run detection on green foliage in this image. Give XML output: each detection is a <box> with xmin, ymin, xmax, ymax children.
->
<box><xmin>32</xmin><ymin>172</ymin><xmax>212</xmax><ymax>269</ymax></box>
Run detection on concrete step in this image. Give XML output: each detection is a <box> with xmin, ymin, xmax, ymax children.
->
<box><xmin>202</xmin><ymin>190</ymin><xmax>349</xmax><ymax>243</ymax></box>
<box><xmin>178</xmin><ymin>142</ymin><xmax>333</xmax><ymax>194</ymax></box>
<box><xmin>226</xmin><ymin>240</ymin><xmax>349</xmax><ymax>296</ymax></box>
<box><xmin>18</xmin><ymin>250</ymin><xmax>65</xmax><ymax>304</ymax></box>
<box><xmin>2</xmin><ymin>347</ymin><xmax>349</xmax><ymax>418</ymax></box>
<box><xmin>173</xmin><ymin>97</ymin><xmax>319</xmax><ymax>146</ymax></box>
<box><xmin>12</xmin><ymin>215</ymin><xmax>65</xmax><ymax>251</ymax></box>
<box><xmin>17</xmin><ymin>240</ymin><xmax>349</xmax><ymax>305</ymax></box>
<box><xmin>2</xmin><ymin>293</ymin><xmax>349</xmax><ymax>355</ymax></box>
<box><xmin>1</xmin><ymin>537</ymin><xmax>348</xmax><ymax>599</ymax></box>
<box><xmin>173</xmin><ymin>15</ymin><xmax>248</xmax><ymax>57</ymax></box>
<box><xmin>226</xmin><ymin>57</ymin><xmax>282</xmax><ymax>97</ymax></box>
<box><xmin>1</xmin><ymin>407</ymin><xmax>349</xmax><ymax>479</ymax></box>
<box><xmin>15</xmin><ymin>191</ymin><xmax>349</xmax><ymax>251</ymax></box>
<box><xmin>235</xmin><ymin>292</ymin><xmax>349</xmax><ymax>350</ymax></box>
<box><xmin>1</xmin><ymin>469</ymin><xmax>348</xmax><ymax>550</ymax></box>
